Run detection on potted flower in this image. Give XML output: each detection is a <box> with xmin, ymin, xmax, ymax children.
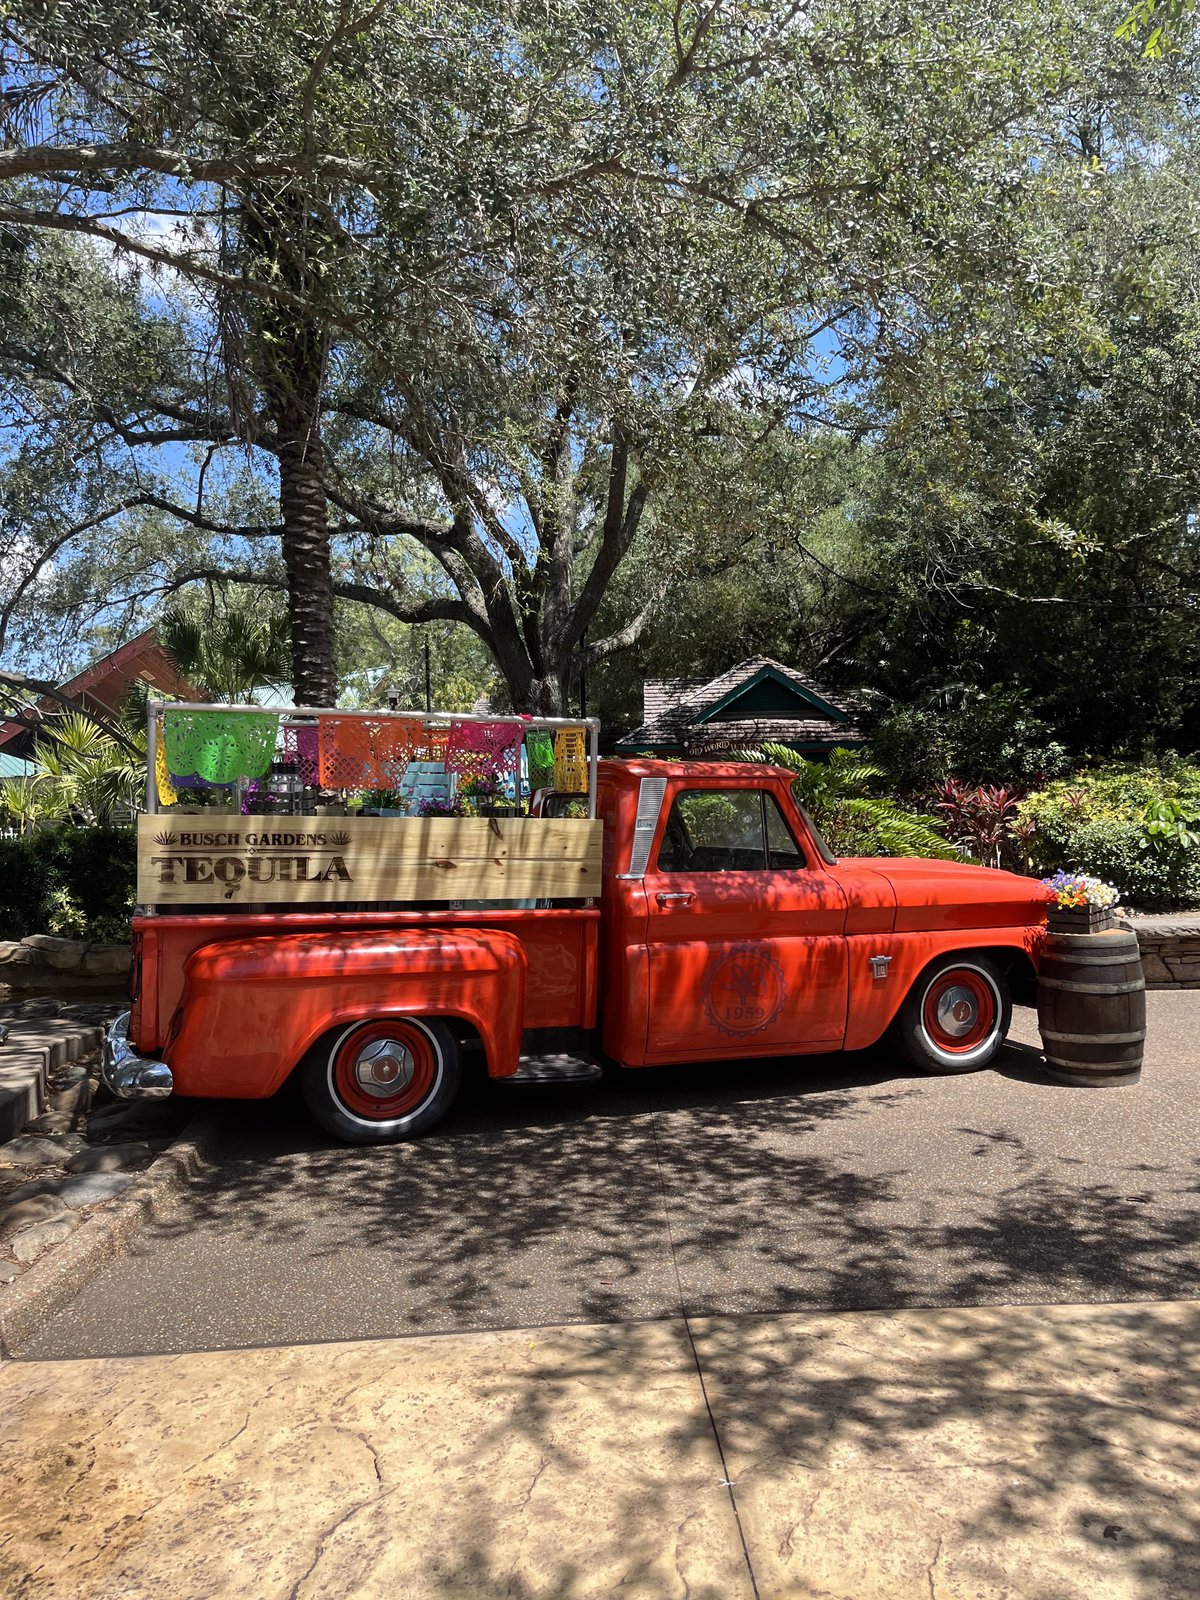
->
<box><xmin>418</xmin><ymin>794</ymin><xmax>465</xmax><ymax>818</ymax></box>
<box><xmin>1041</xmin><ymin>871</ymin><xmax>1121</xmax><ymax>933</ymax></box>
<box><xmin>459</xmin><ymin>771</ymin><xmax>511</xmax><ymax>817</ymax></box>
<box><xmin>359</xmin><ymin>787</ymin><xmax>405</xmax><ymax>817</ymax></box>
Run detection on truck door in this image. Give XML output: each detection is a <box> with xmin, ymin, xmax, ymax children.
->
<box><xmin>643</xmin><ymin>784</ymin><xmax>848</xmax><ymax>1060</ymax></box>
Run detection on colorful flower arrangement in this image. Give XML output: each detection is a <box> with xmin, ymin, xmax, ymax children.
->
<box><xmin>1041</xmin><ymin>870</ymin><xmax>1121</xmax><ymax>910</ymax></box>
<box><xmin>418</xmin><ymin>795</ymin><xmax>465</xmax><ymax>818</ymax></box>
<box><xmin>459</xmin><ymin>771</ymin><xmax>502</xmax><ymax>805</ymax></box>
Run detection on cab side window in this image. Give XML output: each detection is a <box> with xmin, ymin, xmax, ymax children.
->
<box><xmin>765</xmin><ymin>794</ymin><xmax>805</xmax><ymax>869</ymax></box>
<box><xmin>657</xmin><ymin>789</ymin><xmax>807</xmax><ymax>872</ymax></box>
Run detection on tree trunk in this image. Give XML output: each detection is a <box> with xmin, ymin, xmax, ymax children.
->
<box><xmin>528</xmin><ymin>670</ymin><xmax>565</xmax><ymax>718</ymax></box>
<box><xmin>275</xmin><ymin>409</ymin><xmax>336</xmax><ymax>706</ymax></box>
<box><xmin>244</xmin><ymin>185</ymin><xmax>338</xmax><ymax>707</ymax></box>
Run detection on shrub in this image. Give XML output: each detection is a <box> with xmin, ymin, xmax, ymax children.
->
<box><xmin>871</xmin><ymin>691</ymin><xmax>1071</xmax><ymax>794</ymax></box>
<box><xmin>1019</xmin><ymin>762</ymin><xmax>1200</xmax><ymax>911</ymax></box>
<box><xmin>0</xmin><ymin>826</ymin><xmax>136</xmax><ymax>941</ymax></box>
<box><xmin>934</xmin><ymin>780</ymin><xmax>1027</xmax><ymax>869</ymax></box>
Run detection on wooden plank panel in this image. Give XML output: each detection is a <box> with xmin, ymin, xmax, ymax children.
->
<box><xmin>137</xmin><ymin>813</ymin><xmax>602</xmax><ymax>906</ymax></box>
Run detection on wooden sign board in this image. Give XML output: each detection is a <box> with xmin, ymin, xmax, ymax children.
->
<box><xmin>137</xmin><ymin>813</ymin><xmax>603</xmax><ymax>906</ymax></box>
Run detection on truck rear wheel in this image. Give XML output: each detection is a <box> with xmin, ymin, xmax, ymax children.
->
<box><xmin>303</xmin><ymin>1017</ymin><xmax>462</xmax><ymax>1143</ymax></box>
<box><xmin>890</xmin><ymin>956</ymin><xmax>1011</xmax><ymax>1075</ymax></box>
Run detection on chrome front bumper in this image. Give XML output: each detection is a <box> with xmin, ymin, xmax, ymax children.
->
<box><xmin>102</xmin><ymin>1011</ymin><xmax>174</xmax><ymax>1100</ymax></box>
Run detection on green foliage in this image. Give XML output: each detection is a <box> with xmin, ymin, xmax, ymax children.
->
<box><xmin>840</xmin><ymin>281</ymin><xmax>1200</xmax><ymax>765</ymax></box>
<box><xmin>1019</xmin><ymin>763</ymin><xmax>1200</xmax><ymax>909</ymax></box>
<box><xmin>0</xmin><ymin>826</ymin><xmax>136</xmax><ymax>942</ymax></box>
<box><xmin>158</xmin><ymin>591</ymin><xmax>290</xmax><ymax>704</ymax></box>
<box><xmin>0</xmin><ymin>712</ymin><xmax>144</xmax><ymax>828</ymax></box>
<box><xmin>675</xmin><ymin>792</ymin><xmax>742</xmax><ymax>849</ymax></box>
<box><xmin>870</xmin><ymin>690</ymin><xmax>1071</xmax><ymax>794</ymax></box>
<box><xmin>7</xmin><ymin>0</ymin><xmax>1199</xmax><ymax>714</ymax></box>
<box><xmin>739</xmin><ymin>744</ymin><xmax>957</xmax><ymax>861</ymax></box>
<box><xmin>0</xmin><ymin>774</ymin><xmax>69</xmax><ymax>831</ymax></box>
<box><xmin>1118</xmin><ymin>0</ymin><xmax>1191</xmax><ymax>58</ymax></box>
<box><xmin>1142</xmin><ymin>796</ymin><xmax>1200</xmax><ymax>849</ymax></box>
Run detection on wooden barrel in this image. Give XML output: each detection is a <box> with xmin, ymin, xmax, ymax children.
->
<box><xmin>1036</xmin><ymin>928</ymin><xmax>1145</xmax><ymax>1087</ymax></box>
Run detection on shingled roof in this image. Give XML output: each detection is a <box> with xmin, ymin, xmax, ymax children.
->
<box><xmin>616</xmin><ymin>655</ymin><xmax>865</xmax><ymax>754</ymax></box>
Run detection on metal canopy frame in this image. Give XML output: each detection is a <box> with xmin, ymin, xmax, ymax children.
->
<box><xmin>145</xmin><ymin>701</ymin><xmax>601</xmax><ymax>819</ymax></box>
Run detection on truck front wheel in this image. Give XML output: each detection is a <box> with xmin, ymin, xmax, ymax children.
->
<box><xmin>890</xmin><ymin>956</ymin><xmax>1011</xmax><ymax>1075</ymax></box>
<box><xmin>303</xmin><ymin>1017</ymin><xmax>463</xmax><ymax>1143</ymax></box>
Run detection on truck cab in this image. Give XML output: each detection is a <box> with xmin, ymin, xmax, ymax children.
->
<box><xmin>596</xmin><ymin>761</ymin><xmax>1042</xmax><ymax>1073</ymax></box>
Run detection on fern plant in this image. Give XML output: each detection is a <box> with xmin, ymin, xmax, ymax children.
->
<box><xmin>737</xmin><ymin>743</ymin><xmax>957</xmax><ymax>860</ymax></box>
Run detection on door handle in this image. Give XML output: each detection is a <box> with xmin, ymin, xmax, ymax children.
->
<box><xmin>656</xmin><ymin>891</ymin><xmax>694</xmax><ymax>908</ymax></box>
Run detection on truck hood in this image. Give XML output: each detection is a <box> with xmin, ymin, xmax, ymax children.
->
<box><xmin>836</xmin><ymin>856</ymin><xmax>1049</xmax><ymax>933</ymax></box>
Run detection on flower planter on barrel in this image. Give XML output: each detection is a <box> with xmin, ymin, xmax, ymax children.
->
<box><xmin>1045</xmin><ymin>905</ymin><xmax>1116</xmax><ymax>935</ymax></box>
<box><xmin>1037</xmin><ymin>873</ymin><xmax>1144</xmax><ymax>1088</ymax></box>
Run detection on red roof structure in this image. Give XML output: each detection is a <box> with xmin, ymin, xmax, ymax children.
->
<box><xmin>0</xmin><ymin>629</ymin><xmax>196</xmax><ymax>758</ymax></box>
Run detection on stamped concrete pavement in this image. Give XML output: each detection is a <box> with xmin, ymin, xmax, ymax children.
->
<box><xmin>5</xmin><ymin>995</ymin><xmax>1199</xmax><ymax>1600</ymax></box>
<box><xmin>17</xmin><ymin>992</ymin><xmax>1200</xmax><ymax>1360</ymax></box>
<box><xmin>3</xmin><ymin>1299</ymin><xmax>1198</xmax><ymax>1600</ymax></box>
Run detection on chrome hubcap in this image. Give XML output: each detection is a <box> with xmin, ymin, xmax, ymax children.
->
<box><xmin>935</xmin><ymin>985</ymin><xmax>978</xmax><ymax>1038</ymax></box>
<box><xmin>354</xmin><ymin>1037</ymin><xmax>415</xmax><ymax>1098</ymax></box>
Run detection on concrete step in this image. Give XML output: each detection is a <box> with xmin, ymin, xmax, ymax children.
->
<box><xmin>0</xmin><ymin>1022</ymin><xmax>103</xmax><ymax>1144</ymax></box>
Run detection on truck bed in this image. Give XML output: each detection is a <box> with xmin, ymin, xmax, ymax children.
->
<box><xmin>132</xmin><ymin>906</ymin><xmax>600</xmax><ymax>1054</ymax></box>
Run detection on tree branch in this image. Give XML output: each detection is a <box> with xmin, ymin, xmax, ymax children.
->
<box><xmin>0</xmin><ymin>205</ymin><xmax>362</xmax><ymax>328</ymax></box>
<box><xmin>0</xmin><ymin>671</ymin><xmax>141</xmax><ymax>752</ymax></box>
<box><xmin>0</xmin><ymin>141</ymin><xmax>434</xmax><ymax>194</ymax></box>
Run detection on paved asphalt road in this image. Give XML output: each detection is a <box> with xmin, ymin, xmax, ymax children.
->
<box><xmin>20</xmin><ymin>993</ymin><xmax>1200</xmax><ymax>1360</ymax></box>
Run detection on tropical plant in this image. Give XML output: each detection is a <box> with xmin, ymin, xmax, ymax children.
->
<box><xmin>0</xmin><ymin>711</ymin><xmax>145</xmax><ymax>829</ymax></box>
<box><xmin>158</xmin><ymin>593</ymin><xmax>290</xmax><ymax>705</ymax></box>
<box><xmin>737</xmin><ymin>744</ymin><xmax>956</xmax><ymax>860</ymax></box>
<box><xmin>935</xmin><ymin>780</ymin><xmax>1027</xmax><ymax>869</ymax></box>
<box><xmin>0</xmin><ymin>774</ymin><xmax>69</xmax><ymax>832</ymax></box>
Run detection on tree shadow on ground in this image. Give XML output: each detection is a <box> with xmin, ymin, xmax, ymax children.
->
<box><xmin>302</xmin><ymin>1306</ymin><xmax>1200</xmax><ymax>1599</ymax></box>
<box><xmin>128</xmin><ymin>1028</ymin><xmax>1200</xmax><ymax>1350</ymax></box>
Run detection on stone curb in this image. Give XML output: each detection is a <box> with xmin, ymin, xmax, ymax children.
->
<box><xmin>0</xmin><ymin>1020</ymin><xmax>105</xmax><ymax>1144</ymax></box>
<box><xmin>0</xmin><ymin>1111</ymin><xmax>220</xmax><ymax>1359</ymax></box>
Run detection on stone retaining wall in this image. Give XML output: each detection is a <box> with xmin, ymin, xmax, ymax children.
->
<box><xmin>0</xmin><ymin>935</ymin><xmax>130</xmax><ymax>991</ymax></box>
<box><xmin>1127</xmin><ymin>916</ymin><xmax>1200</xmax><ymax>989</ymax></box>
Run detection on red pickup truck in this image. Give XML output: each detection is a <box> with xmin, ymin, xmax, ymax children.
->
<box><xmin>105</xmin><ymin>755</ymin><xmax>1046</xmax><ymax>1142</ymax></box>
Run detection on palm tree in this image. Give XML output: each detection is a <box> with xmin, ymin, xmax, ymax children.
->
<box><xmin>738</xmin><ymin>743</ymin><xmax>957</xmax><ymax>860</ymax></box>
<box><xmin>158</xmin><ymin>592</ymin><xmax>290</xmax><ymax>705</ymax></box>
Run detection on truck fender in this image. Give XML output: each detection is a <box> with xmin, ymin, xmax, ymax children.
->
<box><xmin>845</xmin><ymin>929</ymin><xmax>1041</xmax><ymax>1052</ymax></box>
<box><xmin>165</xmin><ymin>928</ymin><xmax>527</xmax><ymax>1099</ymax></box>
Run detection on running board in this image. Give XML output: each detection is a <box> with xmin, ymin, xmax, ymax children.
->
<box><xmin>499</xmin><ymin>1051</ymin><xmax>604</xmax><ymax>1085</ymax></box>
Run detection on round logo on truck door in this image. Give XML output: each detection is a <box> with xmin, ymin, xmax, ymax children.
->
<box><xmin>703</xmin><ymin>946</ymin><xmax>787</xmax><ymax>1037</ymax></box>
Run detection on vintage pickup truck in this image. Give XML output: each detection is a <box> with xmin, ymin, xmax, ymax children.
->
<box><xmin>105</xmin><ymin>709</ymin><xmax>1047</xmax><ymax>1141</ymax></box>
